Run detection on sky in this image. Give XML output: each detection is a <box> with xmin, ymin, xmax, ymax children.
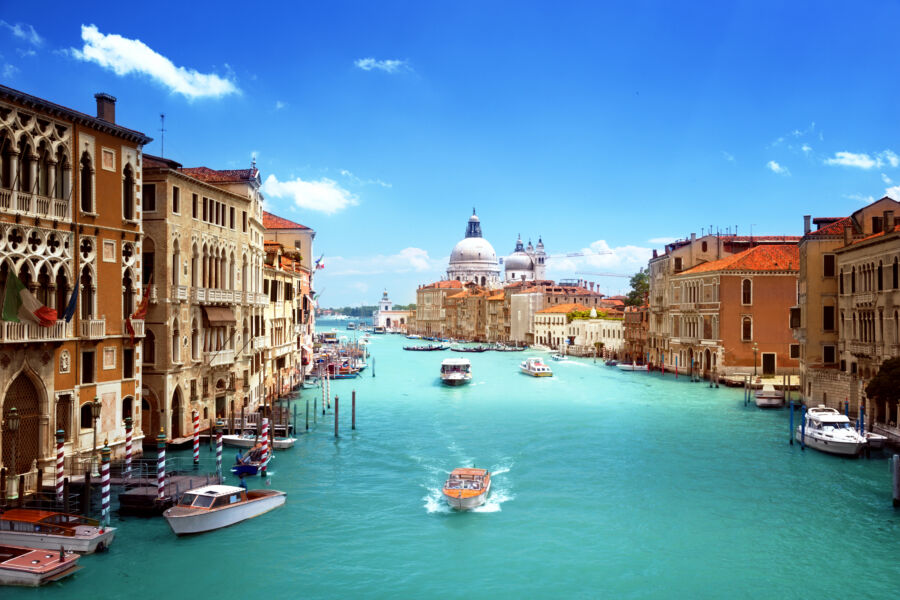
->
<box><xmin>3</xmin><ymin>2</ymin><xmax>900</xmax><ymax>306</ymax></box>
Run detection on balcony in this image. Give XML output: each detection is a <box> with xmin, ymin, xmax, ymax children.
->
<box><xmin>126</xmin><ymin>318</ymin><xmax>145</xmax><ymax>338</ymax></box>
<box><xmin>242</xmin><ymin>291</ymin><xmax>251</xmax><ymax>304</ymax></box>
<box><xmin>273</xmin><ymin>342</ymin><xmax>293</xmax><ymax>358</ymax></box>
<box><xmin>253</xmin><ymin>336</ymin><xmax>269</xmax><ymax>350</ymax></box>
<box><xmin>80</xmin><ymin>319</ymin><xmax>106</xmax><ymax>339</ymax></box>
<box><xmin>254</xmin><ymin>293</ymin><xmax>269</xmax><ymax>306</ymax></box>
<box><xmin>203</xmin><ymin>349</ymin><xmax>235</xmax><ymax>367</ymax></box>
<box><xmin>0</xmin><ymin>320</ymin><xmax>71</xmax><ymax>343</ymax></box>
<box><xmin>680</xmin><ymin>303</ymin><xmax>697</xmax><ymax>313</ymax></box>
<box><xmin>172</xmin><ymin>285</ymin><xmax>188</xmax><ymax>302</ymax></box>
<box><xmin>0</xmin><ymin>189</ymin><xmax>71</xmax><ymax>222</ymax></box>
<box><xmin>849</xmin><ymin>342</ymin><xmax>878</xmax><ymax>357</ymax></box>
<box><xmin>853</xmin><ymin>292</ymin><xmax>876</xmax><ymax>306</ymax></box>
<box><xmin>149</xmin><ymin>285</ymin><xmax>158</xmax><ymax>305</ymax></box>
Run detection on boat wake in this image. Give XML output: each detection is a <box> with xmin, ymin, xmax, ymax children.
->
<box><xmin>471</xmin><ymin>488</ymin><xmax>514</xmax><ymax>512</ymax></box>
<box><xmin>423</xmin><ymin>461</ymin><xmax>514</xmax><ymax>513</ymax></box>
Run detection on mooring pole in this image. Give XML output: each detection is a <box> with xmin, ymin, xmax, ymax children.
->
<box><xmin>800</xmin><ymin>405</ymin><xmax>807</xmax><ymax>450</ymax></box>
<box><xmin>334</xmin><ymin>396</ymin><xmax>339</xmax><ymax>438</ymax></box>
<box><xmin>789</xmin><ymin>400</ymin><xmax>794</xmax><ymax>445</ymax></box>
<box><xmin>100</xmin><ymin>442</ymin><xmax>111</xmax><ymax>527</ymax></box>
<box><xmin>56</xmin><ymin>429</ymin><xmax>65</xmax><ymax>503</ymax></box>
<box><xmin>892</xmin><ymin>455</ymin><xmax>900</xmax><ymax>508</ymax></box>
<box><xmin>352</xmin><ymin>390</ymin><xmax>356</xmax><ymax>430</ymax></box>
<box><xmin>306</xmin><ymin>399</ymin><xmax>309</xmax><ymax>431</ymax></box>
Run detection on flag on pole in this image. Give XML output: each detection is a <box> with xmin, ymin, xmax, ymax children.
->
<box><xmin>2</xmin><ymin>271</ymin><xmax>57</xmax><ymax>326</ymax></box>
<box><xmin>314</xmin><ymin>254</ymin><xmax>325</xmax><ymax>270</ymax></box>
<box><xmin>62</xmin><ymin>283</ymin><xmax>78</xmax><ymax>323</ymax></box>
<box><xmin>126</xmin><ymin>277</ymin><xmax>152</xmax><ymax>344</ymax></box>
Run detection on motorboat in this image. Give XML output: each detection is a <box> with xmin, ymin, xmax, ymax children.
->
<box><xmin>0</xmin><ymin>544</ymin><xmax>80</xmax><ymax>586</ymax></box>
<box><xmin>795</xmin><ymin>405</ymin><xmax>867</xmax><ymax>456</ymax></box>
<box><xmin>754</xmin><ymin>383</ymin><xmax>784</xmax><ymax>408</ymax></box>
<box><xmin>616</xmin><ymin>362</ymin><xmax>649</xmax><ymax>372</ymax></box>
<box><xmin>232</xmin><ymin>445</ymin><xmax>269</xmax><ymax>476</ymax></box>
<box><xmin>550</xmin><ymin>353</ymin><xmax>568</xmax><ymax>361</ymax></box>
<box><xmin>223</xmin><ymin>431</ymin><xmax>295</xmax><ymax>449</ymax></box>
<box><xmin>865</xmin><ymin>431</ymin><xmax>888</xmax><ymax>449</ymax></box>
<box><xmin>346</xmin><ymin>321</ymin><xmax>356</xmax><ymax>330</ymax></box>
<box><xmin>440</xmin><ymin>358</ymin><xmax>472</xmax><ymax>386</ymax></box>
<box><xmin>406</xmin><ymin>334</ymin><xmax>422</xmax><ymax>339</ymax></box>
<box><xmin>163</xmin><ymin>484</ymin><xmax>286</xmax><ymax>535</ymax></box>
<box><xmin>604</xmin><ymin>359</ymin><xmax>619</xmax><ymax>367</ymax></box>
<box><xmin>0</xmin><ymin>509</ymin><xmax>115</xmax><ymax>554</ymax></box>
<box><xmin>530</xmin><ymin>344</ymin><xmax>551</xmax><ymax>352</ymax></box>
<box><xmin>320</xmin><ymin>331</ymin><xmax>339</xmax><ymax>344</ymax></box>
<box><xmin>373</xmin><ymin>326</ymin><xmax>386</xmax><ymax>334</ymax></box>
<box><xmin>442</xmin><ymin>468</ymin><xmax>491</xmax><ymax>510</ymax></box>
<box><xmin>521</xmin><ymin>357</ymin><xmax>553</xmax><ymax>377</ymax></box>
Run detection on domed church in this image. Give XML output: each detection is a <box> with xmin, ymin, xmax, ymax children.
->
<box><xmin>446</xmin><ymin>209</ymin><xmax>502</xmax><ymax>287</ymax></box>
<box><xmin>504</xmin><ymin>235</ymin><xmax>547</xmax><ymax>282</ymax></box>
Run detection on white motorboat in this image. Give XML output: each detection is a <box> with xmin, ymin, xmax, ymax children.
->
<box><xmin>442</xmin><ymin>468</ymin><xmax>491</xmax><ymax>510</ymax></box>
<box><xmin>530</xmin><ymin>344</ymin><xmax>552</xmax><ymax>352</ymax></box>
<box><xmin>0</xmin><ymin>510</ymin><xmax>115</xmax><ymax>554</ymax></box>
<box><xmin>865</xmin><ymin>431</ymin><xmax>888</xmax><ymax>449</ymax></box>
<box><xmin>616</xmin><ymin>362</ymin><xmax>649</xmax><ymax>372</ymax></box>
<box><xmin>222</xmin><ymin>431</ymin><xmax>295</xmax><ymax>449</ymax></box>
<box><xmin>754</xmin><ymin>383</ymin><xmax>784</xmax><ymax>408</ymax></box>
<box><xmin>440</xmin><ymin>358</ymin><xmax>472</xmax><ymax>386</ymax></box>
<box><xmin>0</xmin><ymin>545</ymin><xmax>80</xmax><ymax>586</ymax></box>
<box><xmin>521</xmin><ymin>357</ymin><xmax>553</xmax><ymax>377</ymax></box>
<box><xmin>795</xmin><ymin>405</ymin><xmax>867</xmax><ymax>456</ymax></box>
<box><xmin>550</xmin><ymin>353</ymin><xmax>568</xmax><ymax>361</ymax></box>
<box><xmin>164</xmin><ymin>484</ymin><xmax>286</xmax><ymax>535</ymax></box>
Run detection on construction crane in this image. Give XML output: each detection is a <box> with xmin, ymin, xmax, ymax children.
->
<box><xmin>548</xmin><ymin>249</ymin><xmax>614</xmax><ymax>259</ymax></box>
<box><xmin>575</xmin><ymin>271</ymin><xmax>631</xmax><ymax>278</ymax></box>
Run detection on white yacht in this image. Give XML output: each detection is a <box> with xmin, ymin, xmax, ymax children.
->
<box><xmin>440</xmin><ymin>358</ymin><xmax>472</xmax><ymax>386</ymax></box>
<box><xmin>521</xmin><ymin>357</ymin><xmax>553</xmax><ymax>377</ymax></box>
<box><xmin>164</xmin><ymin>485</ymin><xmax>286</xmax><ymax>535</ymax></box>
<box><xmin>616</xmin><ymin>362</ymin><xmax>648</xmax><ymax>372</ymax></box>
<box><xmin>550</xmin><ymin>353</ymin><xmax>568</xmax><ymax>361</ymax></box>
<box><xmin>795</xmin><ymin>405</ymin><xmax>867</xmax><ymax>456</ymax></box>
<box><xmin>754</xmin><ymin>384</ymin><xmax>784</xmax><ymax>408</ymax></box>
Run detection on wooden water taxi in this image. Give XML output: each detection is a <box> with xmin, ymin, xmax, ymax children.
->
<box><xmin>223</xmin><ymin>431</ymin><xmax>296</xmax><ymax>449</ymax></box>
<box><xmin>442</xmin><ymin>468</ymin><xmax>491</xmax><ymax>510</ymax></box>
<box><xmin>521</xmin><ymin>356</ymin><xmax>553</xmax><ymax>377</ymax></box>
<box><xmin>164</xmin><ymin>484</ymin><xmax>286</xmax><ymax>535</ymax></box>
<box><xmin>440</xmin><ymin>358</ymin><xmax>472</xmax><ymax>386</ymax></box>
<box><xmin>0</xmin><ymin>545</ymin><xmax>80</xmax><ymax>587</ymax></box>
<box><xmin>0</xmin><ymin>509</ymin><xmax>115</xmax><ymax>554</ymax></box>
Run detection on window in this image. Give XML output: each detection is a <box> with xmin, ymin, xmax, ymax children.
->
<box><xmin>122</xmin><ymin>396</ymin><xmax>133</xmax><ymax>420</ymax></box>
<box><xmin>789</xmin><ymin>307</ymin><xmax>801</xmax><ymax>328</ymax></box>
<box><xmin>701</xmin><ymin>241</ymin><xmax>708</xmax><ymax>252</ymax></box>
<box><xmin>839</xmin><ymin>269</ymin><xmax>844</xmax><ymax>294</ymax></box>
<box><xmin>202</xmin><ymin>197</ymin><xmax>208</xmax><ymax>221</ymax></box>
<box><xmin>81</xmin><ymin>350</ymin><xmax>95</xmax><ymax>384</ymax></box>
<box><xmin>80</xmin><ymin>403</ymin><xmax>94</xmax><ymax>431</ymax></box>
<box><xmin>230</xmin><ymin>206</ymin><xmax>235</xmax><ymax>229</ymax></box>
<box><xmin>790</xmin><ymin>344</ymin><xmax>799</xmax><ymax>359</ymax></box>
<box><xmin>872</xmin><ymin>216</ymin><xmax>883</xmax><ymax>233</ymax></box>
<box><xmin>823</xmin><ymin>305</ymin><xmax>835</xmax><ymax>331</ymax></box>
<box><xmin>878</xmin><ymin>261</ymin><xmax>883</xmax><ymax>291</ymax></box>
<box><xmin>242</xmin><ymin>211</ymin><xmax>247</xmax><ymax>232</ymax></box>
<box><xmin>840</xmin><ymin>359</ymin><xmax>846</xmax><ymax>372</ymax></box>
<box><xmin>823</xmin><ymin>345</ymin><xmax>836</xmax><ymax>364</ymax></box>
<box><xmin>192</xmin><ymin>193</ymin><xmax>199</xmax><ymax>219</ymax></box>
<box><xmin>741</xmin><ymin>317</ymin><xmax>752</xmax><ymax>341</ymax></box>
<box><xmin>79</xmin><ymin>152</ymin><xmax>93</xmax><ymax>213</ymax></box>
<box><xmin>674</xmin><ymin>257</ymin><xmax>683</xmax><ymax>272</ymax></box>
<box><xmin>124</xmin><ymin>347</ymin><xmax>134</xmax><ymax>378</ymax></box>
<box><xmin>172</xmin><ymin>186</ymin><xmax>180</xmax><ymax>214</ymax></box>
<box><xmin>823</xmin><ymin>254</ymin><xmax>835</xmax><ymax>277</ymax></box>
<box><xmin>741</xmin><ymin>279</ymin><xmax>752</xmax><ymax>305</ymax></box>
<box><xmin>143</xmin><ymin>183</ymin><xmax>156</xmax><ymax>211</ymax></box>
<box><xmin>144</xmin><ymin>330</ymin><xmax>156</xmax><ymax>365</ymax></box>
<box><xmin>123</xmin><ymin>165</ymin><xmax>135</xmax><ymax>220</ymax></box>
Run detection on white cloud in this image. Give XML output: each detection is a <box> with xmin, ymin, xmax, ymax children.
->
<box><xmin>824</xmin><ymin>150</ymin><xmax>899</xmax><ymax>170</ymax></box>
<box><xmin>0</xmin><ymin>21</ymin><xmax>42</xmax><ymax>46</ymax></box>
<box><xmin>770</xmin><ymin>122</ymin><xmax>816</xmax><ymax>147</ymax></box>
<box><xmin>326</xmin><ymin>247</ymin><xmax>439</xmax><ymax>276</ymax></box>
<box><xmin>886</xmin><ymin>186</ymin><xmax>900</xmax><ymax>201</ymax></box>
<box><xmin>882</xmin><ymin>173</ymin><xmax>893</xmax><ymax>185</ymax></box>
<box><xmin>354</xmin><ymin>57</ymin><xmax>410</xmax><ymax>73</ymax></box>
<box><xmin>262</xmin><ymin>174</ymin><xmax>358</xmax><ymax>215</ymax></box>
<box><xmin>275</xmin><ymin>100</ymin><xmax>286</xmax><ymax>110</ymax></box>
<box><xmin>844</xmin><ymin>193</ymin><xmax>875</xmax><ymax>204</ymax></box>
<box><xmin>70</xmin><ymin>25</ymin><xmax>239</xmax><ymax>99</ymax></box>
<box><xmin>15</xmin><ymin>48</ymin><xmax>36</xmax><ymax>58</ymax></box>
<box><xmin>722</xmin><ymin>151</ymin><xmax>735</xmax><ymax>162</ymax></box>
<box><xmin>767</xmin><ymin>160</ymin><xmax>790</xmax><ymax>175</ymax></box>
<box><xmin>339</xmin><ymin>169</ymin><xmax>392</xmax><ymax>188</ymax></box>
<box><xmin>648</xmin><ymin>237</ymin><xmax>678</xmax><ymax>244</ymax></box>
<box><xmin>547</xmin><ymin>240</ymin><xmax>653</xmax><ymax>277</ymax></box>
<box><xmin>1</xmin><ymin>63</ymin><xmax>18</xmax><ymax>79</ymax></box>
<box><xmin>801</xmin><ymin>143</ymin><xmax>812</xmax><ymax>154</ymax></box>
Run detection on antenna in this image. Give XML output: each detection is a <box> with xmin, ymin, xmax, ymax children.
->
<box><xmin>159</xmin><ymin>114</ymin><xmax>166</xmax><ymax>157</ymax></box>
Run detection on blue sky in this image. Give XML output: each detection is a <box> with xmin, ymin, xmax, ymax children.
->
<box><xmin>3</xmin><ymin>2</ymin><xmax>900</xmax><ymax>306</ymax></box>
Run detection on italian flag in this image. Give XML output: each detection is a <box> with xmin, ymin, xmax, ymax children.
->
<box><xmin>2</xmin><ymin>271</ymin><xmax>57</xmax><ymax>327</ymax></box>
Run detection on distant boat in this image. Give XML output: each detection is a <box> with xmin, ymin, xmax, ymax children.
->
<box><xmin>346</xmin><ymin>322</ymin><xmax>356</xmax><ymax>330</ymax></box>
<box><xmin>0</xmin><ymin>510</ymin><xmax>115</xmax><ymax>554</ymax></box>
<box><xmin>521</xmin><ymin>357</ymin><xmax>553</xmax><ymax>377</ymax></box>
<box><xmin>440</xmin><ymin>358</ymin><xmax>472</xmax><ymax>386</ymax></box>
<box><xmin>754</xmin><ymin>384</ymin><xmax>784</xmax><ymax>408</ymax></box>
<box><xmin>442</xmin><ymin>468</ymin><xmax>491</xmax><ymax>510</ymax></box>
<box><xmin>164</xmin><ymin>484</ymin><xmax>286</xmax><ymax>535</ymax></box>
<box><xmin>373</xmin><ymin>326</ymin><xmax>386</xmax><ymax>334</ymax></box>
<box><xmin>616</xmin><ymin>362</ymin><xmax>648</xmax><ymax>372</ymax></box>
<box><xmin>604</xmin><ymin>359</ymin><xmax>619</xmax><ymax>367</ymax></box>
<box><xmin>223</xmin><ymin>431</ymin><xmax>295</xmax><ymax>449</ymax></box>
<box><xmin>0</xmin><ymin>544</ymin><xmax>80</xmax><ymax>587</ymax></box>
<box><xmin>550</xmin><ymin>353</ymin><xmax>568</xmax><ymax>361</ymax></box>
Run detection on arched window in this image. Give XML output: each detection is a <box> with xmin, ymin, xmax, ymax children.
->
<box><xmin>123</xmin><ymin>164</ymin><xmax>134</xmax><ymax>220</ymax></box>
<box><xmin>143</xmin><ymin>329</ymin><xmax>156</xmax><ymax>365</ymax></box>
<box><xmin>55</xmin><ymin>269</ymin><xmax>69</xmax><ymax>314</ymax></box>
<box><xmin>741</xmin><ymin>279</ymin><xmax>752</xmax><ymax>305</ymax></box>
<box><xmin>80</xmin><ymin>152</ymin><xmax>92</xmax><ymax>213</ymax></box>
<box><xmin>741</xmin><ymin>316</ymin><xmax>752</xmax><ymax>341</ymax></box>
<box><xmin>191</xmin><ymin>318</ymin><xmax>200</xmax><ymax>361</ymax></box>
<box><xmin>839</xmin><ymin>269</ymin><xmax>844</xmax><ymax>295</ymax></box>
<box><xmin>894</xmin><ymin>257</ymin><xmax>899</xmax><ymax>289</ymax></box>
<box><xmin>851</xmin><ymin>267</ymin><xmax>856</xmax><ymax>293</ymax></box>
<box><xmin>122</xmin><ymin>396</ymin><xmax>133</xmax><ymax>420</ymax></box>
<box><xmin>80</xmin><ymin>402</ymin><xmax>94</xmax><ymax>431</ymax></box>
<box><xmin>172</xmin><ymin>319</ymin><xmax>181</xmax><ymax>363</ymax></box>
<box><xmin>878</xmin><ymin>261</ymin><xmax>884</xmax><ymax>291</ymax></box>
<box><xmin>123</xmin><ymin>269</ymin><xmax>134</xmax><ymax>318</ymax></box>
<box><xmin>172</xmin><ymin>240</ymin><xmax>180</xmax><ymax>287</ymax></box>
<box><xmin>80</xmin><ymin>266</ymin><xmax>94</xmax><ymax>319</ymax></box>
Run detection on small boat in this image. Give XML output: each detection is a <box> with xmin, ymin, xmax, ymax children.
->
<box><xmin>550</xmin><ymin>353</ymin><xmax>568</xmax><ymax>361</ymax></box>
<box><xmin>403</xmin><ymin>345</ymin><xmax>447</xmax><ymax>351</ymax></box>
<box><xmin>451</xmin><ymin>346</ymin><xmax>487</xmax><ymax>353</ymax></box>
<box><xmin>406</xmin><ymin>334</ymin><xmax>422</xmax><ymax>339</ymax></box>
<box><xmin>346</xmin><ymin>321</ymin><xmax>356</xmax><ymax>330</ymax></box>
<box><xmin>440</xmin><ymin>358</ymin><xmax>472</xmax><ymax>386</ymax></box>
<box><xmin>232</xmin><ymin>446</ymin><xmax>269</xmax><ymax>476</ymax></box>
<box><xmin>521</xmin><ymin>357</ymin><xmax>553</xmax><ymax>377</ymax></box>
<box><xmin>530</xmin><ymin>344</ymin><xmax>551</xmax><ymax>352</ymax></box>
<box><xmin>616</xmin><ymin>362</ymin><xmax>649</xmax><ymax>372</ymax></box>
<box><xmin>163</xmin><ymin>484</ymin><xmax>286</xmax><ymax>535</ymax></box>
<box><xmin>604</xmin><ymin>359</ymin><xmax>619</xmax><ymax>367</ymax></box>
<box><xmin>0</xmin><ymin>545</ymin><xmax>80</xmax><ymax>587</ymax></box>
<box><xmin>373</xmin><ymin>326</ymin><xmax>386</xmax><ymax>334</ymax></box>
<box><xmin>442</xmin><ymin>468</ymin><xmax>491</xmax><ymax>510</ymax></box>
<box><xmin>865</xmin><ymin>431</ymin><xmax>888</xmax><ymax>449</ymax></box>
<box><xmin>223</xmin><ymin>432</ymin><xmax>295</xmax><ymax>449</ymax></box>
<box><xmin>754</xmin><ymin>383</ymin><xmax>784</xmax><ymax>408</ymax></box>
<box><xmin>0</xmin><ymin>510</ymin><xmax>115</xmax><ymax>554</ymax></box>
<box><xmin>795</xmin><ymin>405</ymin><xmax>867</xmax><ymax>456</ymax></box>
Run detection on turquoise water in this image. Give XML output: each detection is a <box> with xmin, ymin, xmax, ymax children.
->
<box><xmin>11</xmin><ymin>322</ymin><xmax>900</xmax><ymax>599</ymax></box>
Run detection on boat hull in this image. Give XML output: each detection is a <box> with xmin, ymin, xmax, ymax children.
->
<box><xmin>0</xmin><ymin>547</ymin><xmax>80</xmax><ymax>587</ymax></box>
<box><xmin>616</xmin><ymin>363</ymin><xmax>648</xmax><ymax>371</ymax></box>
<box><xmin>443</xmin><ymin>480</ymin><xmax>491</xmax><ymax>510</ymax></box>
<box><xmin>164</xmin><ymin>492</ymin><xmax>286</xmax><ymax>535</ymax></box>
<box><xmin>0</xmin><ymin>528</ymin><xmax>115</xmax><ymax>554</ymax></box>
<box><xmin>521</xmin><ymin>368</ymin><xmax>552</xmax><ymax>377</ymax></box>
<box><xmin>222</xmin><ymin>435</ymin><xmax>256</xmax><ymax>448</ymax></box>
<box><xmin>754</xmin><ymin>395</ymin><xmax>784</xmax><ymax>408</ymax></box>
<box><xmin>441</xmin><ymin>376</ymin><xmax>471</xmax><ymax>386</ymax></box>
<box><xmin>795</xmin><ymin>430</ymin><xmax>866</xmax><ymax>456</ymax></box>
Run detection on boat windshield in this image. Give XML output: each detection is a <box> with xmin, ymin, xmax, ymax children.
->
<box><xmin>827</xmin><ymin>421</ymin><xmax>851</xmax><ymax>429</ymax></box>
<box><xmin>179</xmin><ymin>493</ymin><xmax>198</xmax><ymax>506</ymax></box>
<box><xmin>193</xmin><ymin>495</ymin><xmax>215</xmax><ymax>508</ymax></box>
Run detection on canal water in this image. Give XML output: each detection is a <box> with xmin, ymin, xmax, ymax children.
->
<box><xmin>12</xmin><ymin>322</ymin><xmax>900</xmax><ymax>598</ymax></box>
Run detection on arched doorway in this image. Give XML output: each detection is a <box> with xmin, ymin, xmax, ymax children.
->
<box><xmin>171</xmin><ymin>388</ymin><xmax>183</xmax><ymax>439</ymax></box>
<box><xmin>141</xmin><ymin>391</ymin><xmax>159</xmax><ymax>438</ymax></box>
<box><xmin>2</xmin><ymin>372</ymin><xmax>42</xmax><ymax>475</ymax></box>
<box><xmin>704</xmin><ymin>349</ymin><xmax>711</xmax><ymax>377</ymax></box>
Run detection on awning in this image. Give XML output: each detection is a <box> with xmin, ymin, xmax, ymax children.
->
<box><xmin>304</xmin><ymin>294</ymin><xmax>316</xmax><ymax>308</ymax></box>
<box><xmin>203</xmin><ymin>306</ymin><xmax>236</xmax><ymax>325</ymax></box>
<box><xmin>301</xmin><ymin>345</ymin><xmax>313</xmax><ymax>354</ymax></box>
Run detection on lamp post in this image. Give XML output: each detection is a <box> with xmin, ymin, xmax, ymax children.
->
<box><xmin>752</xmin><ymin>343</ymin><xmax>759</xmax><ymax>377</ymax></box>
<box><xmin>90</xmin><ymin>398</ymin><xmax>102</xmax><ymax>474</ymax></box>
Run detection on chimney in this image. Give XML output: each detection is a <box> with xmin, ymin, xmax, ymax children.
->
<box><xmin>884</xmin><ymin>210</ymin><xmax>895</xmax><ymax>232</ymax></box>
<box><xmin>803</xmin><ymin>215</ymin><xmax>811</xmax><ymax>235</ymax></box>
<box><xmin>691</xmin><ymin>232</ymin><xmax>696</xmax><ymax>242</ymax></box>
<box><xmin>652</xmin><ymin>249</ymin><xmax>658</xmax><ymax>258</ymax></box>
<box><xmin>843</xmin><ymin>223</ymin><xmax>852</xmax><ymax>246</ymax></box>
<box><xmin>94</xmin><ymin>93</ymin><xmax>117</xmax><ymax>123</ymax></box>
<box><xmin>590</xmin><ymin>282</ymin><xmax>595</xmax><ymax>291</ymax></box>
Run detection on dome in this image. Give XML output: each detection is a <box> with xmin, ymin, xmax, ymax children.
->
<box><xmin>505</xmin><ymin>251</ymin><xmax>533</xmax><ymax>272</ymax></box>
<box><xmin>450</xmin><ymin>236</ymin><xmax>498</xmax><ymax>265</ymax></box>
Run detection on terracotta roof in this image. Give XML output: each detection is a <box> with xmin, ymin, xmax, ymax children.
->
<box><xmin>844</xmin><ymin>223</ymin><xmax>900</xmax><ymax>246</ymax></box>
<box><xmin>422</xmin><ymin>280</ymin><xmax>464</xmax><ymax>289</ymax></box>
<box><xmin>537</xmin><ymin>303</ymin><xmax>589</xmax><ymax>314</ymax></box>
<box><xmin>263</xmin><ymin>211</ymin><xmax>311</xmax><ymax>230</ymax></box>
<box><xmin>808</xmin><ymin>217</ymin><xmax>852</xmax><ymax>237</ymax></box>
<box><xmin>447</xmin><ymin>291</ymin><xmax>467</xmax><ymax>299</ymax></box>
<box><xmin>264</xmin><ymin>240</ymin><xmax>281</xmax><ymax>248</ymax></box>
<box><xmin>680</xmin><ymin>244</ymin><xmax>799</xmax><ymax>274</ymax></box>
<box><xmin>488</xmin><ymin>293</ymin><xmax>505</xmax><ymax>300</ymax></box>
<box><xmin>182</xmin><ymin>166</ymin><xmax>258</xmax><ymax>184</ymax></box>
<box><xmin>143</xmin><ymin>154</ymin><xmax>182</xmax><ymax>169</ymax></box>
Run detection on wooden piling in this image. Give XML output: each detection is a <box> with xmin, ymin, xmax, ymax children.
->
<box><xmin>306</xmin><ymin>399</ymin><xmax>309</xmax><ymax>431</ymax></box>
<box><xmin>352</xmin><ymin>390</ymin><xmax>356</xmax><ymax>430</ymax></box>
<box><xmin>0</xmin><ymin>467</ymin><xmax>6</xmax><ymax>508</ymax></box>
<box><xmin>892</xmin><ymin>455</ymin><xmax>900</xmax><ymax>508</ymax></box>
<box><xmin>240</xmin><ymin>405</ymin><xmax>246</xmax><ymax>437</ymax></box>
<box><xmin>63</xmin><ymin>478</ymin><xmax>70</xmax><ymax>514</ymax></box>
<box><xmin>17</xmin><ymin>475</ymin><xmax>25</xmax><ymax>507</ymax></box>
<box><xmin>82</xmin><ymin>471</ymin><xmax>92</xmax><ymax>516</ymax></box>
<box><xmin>334</xmin><ymin>396</ymin><xmax>339</xmax><ymax>438</ymax></box>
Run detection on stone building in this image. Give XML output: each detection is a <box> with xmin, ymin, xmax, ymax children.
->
<box><xmin>262</xmin><ymin>241</ymin><xmax>308</xmax><ymax>402</ymax></box>
<box><xmin>623</xmin><ymin>305</ymin><xmax>649</xmax><ymax>363</ymax></box>
<box><xmin>415</xmin><ymin>280</ymin><xmax>463</xmax><ymax>337</ymax></box>
<box><xmin>372</xmin><ymin>290</ymin><xmax>412</xmax><ymax>332</ymax></box>
<box><xmin>0</xmin><ymin>85</ymin><xmax>151</xmax><ymax>492</ymax></box>
<box><xmin>503</xmin><ymin>235</ymin><xmax>547</xmax><ymax>282</ymax></box>
<box><xmin>534</xmin><ymin>303</ymin><xmax>587</xmax><ymax>349</ymax></box>
<box><xmin>140</xmin><ymin>156</ymin><xmax>266</xmax><ymax>442</ymax></box>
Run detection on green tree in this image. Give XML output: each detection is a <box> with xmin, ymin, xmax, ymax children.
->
<box><xmin>626</xmin><ymin>268</ymin><xmax>649</xmax><ymax>307</ymax></box>
<box><xmin>865</xmin><ymin>357</ymin><xmax>900</xmax><ymax>408</ymax></box>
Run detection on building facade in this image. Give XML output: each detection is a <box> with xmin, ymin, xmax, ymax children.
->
<box><xmin>415</xmin><ymin>280</ymin><xmax>463</xmax><ymax>336</ymax></box>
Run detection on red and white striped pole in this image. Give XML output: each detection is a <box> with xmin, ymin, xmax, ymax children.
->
<box><xmin>124</xmin><ymin>417</ymin><xmax>133</xmax><ymax>479</ymax></box>
<box><xmin>260</xmin><ymin>417</ymin><xmax>269</xmax><ymax>477</ymax></box>
<box><xmin>215</xmin><ymin>421</ymin><xmax>223</xmax><ymax>480</ymax></box>
<box><xmin>55</xmin><ymin>429</ymin><xmax>65</xmax><ymax>504</ymax></box>
<box><xmin>192</xmin><ymin>410</ymin><xmax>200</xmax><ymax>465</ymax></box>
<box><xmin>156</xmin><ymin>430</ymin><xmax>166</xmax><ymax>501</ymax></box>
<box><xmin>100</xmin><ymin>442</ymin><xmax>111</xmax><ymax>527</ymax></box>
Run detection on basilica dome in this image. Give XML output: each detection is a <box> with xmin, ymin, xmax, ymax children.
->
<box><xmin>450</xmin><ymin>236</ymin><xmax>498</xmax><ymax>264</ymax></box>
<box><xmin>504</xmin><ymin>235</ymin><xmax>533</xmax><ymax>272</ymax></box>
<box><xmin>446</xmin><ymin>211</ymin><xmax>501</xmax><ymax>287</ymax></box>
